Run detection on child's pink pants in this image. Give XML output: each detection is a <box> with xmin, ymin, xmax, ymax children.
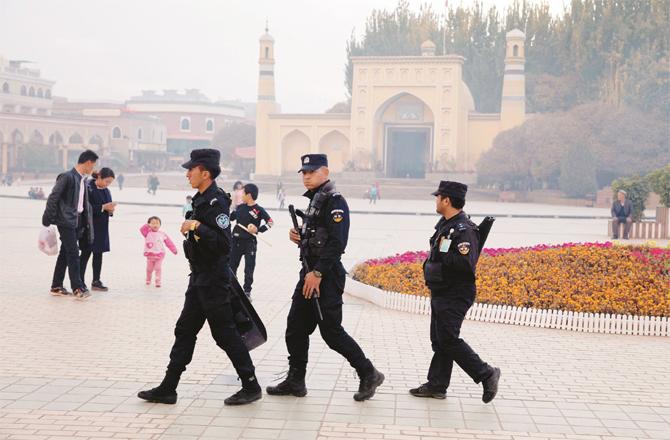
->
<box><xmin>146</xmin><ymin>255</ymin><xmax>164</xmax><ymax>285</ymax></box>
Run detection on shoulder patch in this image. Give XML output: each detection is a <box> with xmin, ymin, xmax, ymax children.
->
<box><xmin>457</xmin><ymin>223</ymin><xmax>467</xmax><ymax>231</ymax></box>
<box><xmin>215</xmin><ymin>213</ymin><xmax>230</xmax><ymax>229</ymax></box>
<box><xmin>457</xmin><ymin>241</ymin><xmax>471</xmax><ymax>255</ymax></box>
<box><xmin>331</xmin><ymin>209</ymin><xmax>344</xmax><ymax>223</ymax></box>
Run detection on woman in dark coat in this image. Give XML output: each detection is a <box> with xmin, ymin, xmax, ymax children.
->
<box><xmin>80</xmin><ymin>168</ymin><xmax>117</xmax><ymax>291</ymax></box>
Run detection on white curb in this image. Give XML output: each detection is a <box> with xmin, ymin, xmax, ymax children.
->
<box><xmin>345</xmin><ymin>277</ymin><xmax>669</xmax><ymax>337</ymax></box>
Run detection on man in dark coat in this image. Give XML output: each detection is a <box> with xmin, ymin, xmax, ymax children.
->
<box><xmin>611</xmin><ymin>190</ymin><xmax>633</xmax><ymax>239</ymax></box>
<box><xmin>42</xmin><ymin>150</ymin><xmax>98</xmax><ymax>300</ymax></box>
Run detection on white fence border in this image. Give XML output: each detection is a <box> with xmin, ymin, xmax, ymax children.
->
<box><xmin>345</xmin><ymin>278</ymin><xmax>669</xmax><ymax>337</ymax></box>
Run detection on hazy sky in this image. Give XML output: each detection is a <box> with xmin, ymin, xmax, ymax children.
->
<box><xmin>0</xmin><ymin>0</ymin><xmax>567</xmax><ymax>113</ymax></box>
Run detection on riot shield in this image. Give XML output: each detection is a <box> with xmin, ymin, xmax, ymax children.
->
<box><xmin>229</xmin><ymin>268</ymin><xmax>267</xmax><ymax>351</ymax></box>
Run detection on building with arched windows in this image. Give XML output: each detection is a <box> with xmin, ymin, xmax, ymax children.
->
<box><xmin>125</xmin><ymin>89</ymin><xmax>247</xmax><ymax>155</ymax></box>
<box><xmin>255</xmin><ymin>29</ymin><xmax>527</xmax><ymax>178</ymax></box>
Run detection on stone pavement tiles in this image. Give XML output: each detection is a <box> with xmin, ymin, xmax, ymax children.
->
<box><xmin>0</xmin><ymin>198</ymin><xmax>668</xmax><ymax>440</ymax></box>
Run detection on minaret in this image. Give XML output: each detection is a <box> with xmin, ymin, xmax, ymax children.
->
<box><xmin>255</xmin><ymin>23</ymin><xmax>278</xmax><ymax>176</ymax></box>
<box><xmin>500</xmin><ymin>29</ymin><xmax>526</xmax><ymax>130</ymax></box>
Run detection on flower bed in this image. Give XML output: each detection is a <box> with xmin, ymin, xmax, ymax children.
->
<box><xmin>351</xmin><ymin>242</ymin><xmax>670</xmax><ymax>317</ymax></box>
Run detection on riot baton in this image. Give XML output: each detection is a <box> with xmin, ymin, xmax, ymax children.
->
<box><xmin>289</xmin><ymin>204</ymin><xmax>324</xmax><ymax>321</ymax></box>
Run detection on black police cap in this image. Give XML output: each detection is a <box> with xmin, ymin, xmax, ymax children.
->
<box><xmin>431</xmin><ymin>180</ymin><xmax>468</xmax><ymax>199</ymax></box>
<box><xmin>181</xmin><ymin>149</ymin><xmax>221</xmax><ymax>178</ymax></box>
<box><xmin>298</xmin><ymin>154</ymin><xmax>328</xmax><ymax>173</ymax></box>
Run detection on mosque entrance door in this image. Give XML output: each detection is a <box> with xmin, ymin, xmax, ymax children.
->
<box><xmin>385</xmin><ymin>127</ymin><xmax>431</xmax><ymax>178</ymax></box>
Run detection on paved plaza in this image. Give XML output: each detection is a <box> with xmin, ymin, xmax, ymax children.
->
<box><xmin>0</xmin><ymin>189</ymin><xmax>668</xmax><ymax>440</ymax></box>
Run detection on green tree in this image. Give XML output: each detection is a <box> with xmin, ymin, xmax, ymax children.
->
<box><xmin>646</xmin><ymin>164</ymin><xmax>670</xmax><ymax>207</ymax></box>
<box><xmin>344</xmin><ymin>0</ymin><xmax>670</xmax><ymax>115</ymax></box>
<box><xmin>559</xmin><ymin>145</ymin><xmax>597</xmax><ymax>197</ymax></box>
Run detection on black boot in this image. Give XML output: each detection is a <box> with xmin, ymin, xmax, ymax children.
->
<box><xmin>137</xmin><ymin>370</ymin><xmax>180</xmax><ymax>404</ymax></box>
<box><xmin>482</xmin><ymin>367</ymin><xmax>501</xmax><ymax>403</ymax></box>
<box><xmin>353</xmin><ymin>367</ymin><xmax>384</xmax><ymax>401</ymax></box>
<box><xmin>409</xmin><ymin>382</ymin><xmax>446</xmax><ymax>399</ymax></box>
<box><xmin>266</xmin><ymin>367</ymin><xmax>307</xmax><ymax>397</ymax></box>
<box><xmin>137</xmin><ymin>387</ymin><xmax>177</xmax><ymax>404</ymax></box>
<box><xmin>224</xmin><ymin>387</ymin><xmax>262</xmax><ymax>405</ymax></box>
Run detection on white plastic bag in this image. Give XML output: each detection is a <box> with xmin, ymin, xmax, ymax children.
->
<box><xmin>38</xmin><ymin>225</ymin><xmax>59</xmax><ymax>256</ymax></box>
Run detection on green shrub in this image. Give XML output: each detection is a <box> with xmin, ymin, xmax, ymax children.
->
<box><xmin>645</xmin><ymin>164</ymin><xmax>670</xmax><ymax>207</ymax></box>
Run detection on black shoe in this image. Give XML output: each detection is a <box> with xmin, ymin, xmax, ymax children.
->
<box><xmin>91</xmin><ymin>280</ymin><xmax>109</xmax><ymax>292</ymax></box>
<box><xmin>266</xmin><ymin>368</ymin><xmax>307</xmax><ymax>397</ymax></box>
<box><xmin>224</xmin><ymin>387</ymin><xmax>262</xmax><ymax>406</ymax></box>
<box><xmin>482</xmin><ymin>367</ymin><xmax>501</xmax><ymax>403</ymax></box>
<box><xmin>409</xmin><ymin>383</ymin><xmax>446</xmax><ymax>399</ymax></box>
<box><xmin>354</xmin><ymin>368</ymin><xmax>385</xmax><ymax>401</ymax></box>
<box><xmin>137</xmin><ymin>387</ymin><xmax>177</xmax><ymax>404</ymax></box>
<box><xmin>49</xmin><ymin>286</ymin><xmax>71</xmax><ymax>297</ymax></box>
<box><xmin>73</xmin><ymin>288</ymin><xmax>91</xmax><ymax>301</ymax></box>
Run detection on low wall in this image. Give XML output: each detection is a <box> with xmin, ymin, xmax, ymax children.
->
<box><xmin>608</xmin><ymin>207</ymin><xmax>669</xmax><ymax>239</ymax></box>
<box><xmin>345</xmin><ymin>278</ymin><xmax>669</xmax><ymax>337</ymax></box>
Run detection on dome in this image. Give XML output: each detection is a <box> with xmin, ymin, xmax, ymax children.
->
<box><xmin>260</xmin><ymin>32</ymin><xmax>274</xmax><ymax>42</ymax></box>
<box><xmin>421</xmin><ymin>39</ymin><xmax>437</xmax><ymax>56</ymax></box>
<box><xmin>421</xmin><ymin>39</ymin><xmax>436</xmax><ymax>49</ymax></box>
<box><xmin>506</xmin><ymin>29</ymin><xmax>525</xmax><ymax>40</ymax></box>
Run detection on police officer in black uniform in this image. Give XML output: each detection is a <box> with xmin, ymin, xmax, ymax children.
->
<box><xmin>230</xmin><ymin>183</ymin><xmax>274</xmax><ymax>299</ymax></box>
<box><xmin>138</xmin><ymin>149</ymin><xmax>262</xmax><ymax>406</ymax></box>
<box><xmin>267</xmin><ymin>154</ymin><xmax>385</xmax><ymax>401</ymax></box>
<box><xmin>410</xmin><ymin>181</ymin><xmax>501</xmax><ymax>403</ymax></box>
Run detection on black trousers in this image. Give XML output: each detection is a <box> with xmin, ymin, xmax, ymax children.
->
<box><xmin>229</xmin><ymin>238</ymin><xmax>257</xmax><ymax>293</ymax></box>
<box><xmin>79</xmin><ymin>248</ymin><xmax>103</xmax><ymax>284</ymax></box>
<box><xmin>167</xmin><ymin>283</ymin><xmax>258</xmax><ymax>389</ymax></box>
<box><xmin>51</xmin><ymin>226</ymin><xmax>85</xmax><ymax>291</ymax></box>
<box><xmin>286</xmin><ymin>274</ymin><xmax>373</xmax><ymax>376</ymax></box>
<box><xmin>427</xmin><ymin>287</ymin><xmax>492</xmax><ymax>392</ymax></box>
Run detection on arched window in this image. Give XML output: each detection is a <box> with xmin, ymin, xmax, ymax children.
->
<box><xmin>29</xmin><ymin>86</ymin><xmax>35</xmax><ymax>97</ymax></box>
<box><xmin>20</xmin><ymin>85</ymin><xmax>27</xmax><ymax>96</ymax></box>
<box><xmin>265</xmin><ymin>47</ymin><xmax>269</xmax><ymax>59</ymax></box>
<box><xmin>37</xmin><ymin>88</ymin><xmax>43</xmax><ymax>98</ymax></box>
<box><xmin>137</xmin><ymin>127</ymin><xmax>143</xmax><ymax>140</ymax></box>
<box><xmin>2</xmin><ymin>82</ymin><xmax>9</xmax><ymax>93</ymax></box>
<box><xmin>45</xmin><ymin>89</ymin><xmax>51</xmax><ymax>98</ymax></box>
<box><xmin>112</xmin><ymin>126</ymin><xmax>122</xmax><ymax>139</ymax></box>
<box><xmin>513</xmin><ymin>44</ymin><xmax>519</xmax><ymax>57</ymax></box>
<box><xmin>206</xmin><ymin>118</ymin><xmax>214</xmax><ymax>133</ymax></box>
<box><xmin>180</xmin><ymin>117</ymin><xmax>191</xmax><ymax>131</ymax></box>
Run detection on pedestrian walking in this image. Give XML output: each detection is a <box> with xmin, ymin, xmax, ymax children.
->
<box><xmin>410</xmin><ymin>180</ymin><xmax>501</xmax><ymax>403</ymax></box>
<box><xmin>267</xmin><ymin>154</ymin><xmax>384</xmax><ymax>401</ymax></box>
<box><xmin>41</xmin><ymin>150</ymin><xmax>98</xmax><ymax>300</ymax></box>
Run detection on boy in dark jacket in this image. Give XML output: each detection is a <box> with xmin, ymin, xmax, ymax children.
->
<box><xmin>42</xmin><ymin>150</ymin><xmax>98</xmax><ymax>300</ymax></box>
<box><xmin>230</xmin><ymin>183</ymin><xmax>273</xmax><ymax>300</ymax></box>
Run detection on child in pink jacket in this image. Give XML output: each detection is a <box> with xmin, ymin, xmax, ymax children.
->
<box><xmin>140</xmin><ymin>216</ymin><xmax>178</xmax><ymax>287</ymax></box>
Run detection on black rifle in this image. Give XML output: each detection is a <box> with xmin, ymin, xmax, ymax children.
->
<box><xmin>289</xmin><ymin>204</ymin><xmax>324</xmax><ymax>321</ymax></box>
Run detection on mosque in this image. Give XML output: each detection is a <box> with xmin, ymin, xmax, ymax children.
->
<box><xmin>254</xmin><ymin>28</ymin><xmax>527</xmax><ymax>178</ymax></box>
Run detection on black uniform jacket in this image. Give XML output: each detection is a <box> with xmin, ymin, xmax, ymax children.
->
<box><xmin>423</xmin><ymin>211</ymin><xmax>480</xmax><ymax>294</ymax></box>
<box><xmin>186</xmin><ymin>182</ymin><xmax>233</xmax><ymax>287</ymax></box>
<box><xmin>303</xmin><ymin>181</ymin><xmax>349</xmax><ymax>279</ymax></box>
